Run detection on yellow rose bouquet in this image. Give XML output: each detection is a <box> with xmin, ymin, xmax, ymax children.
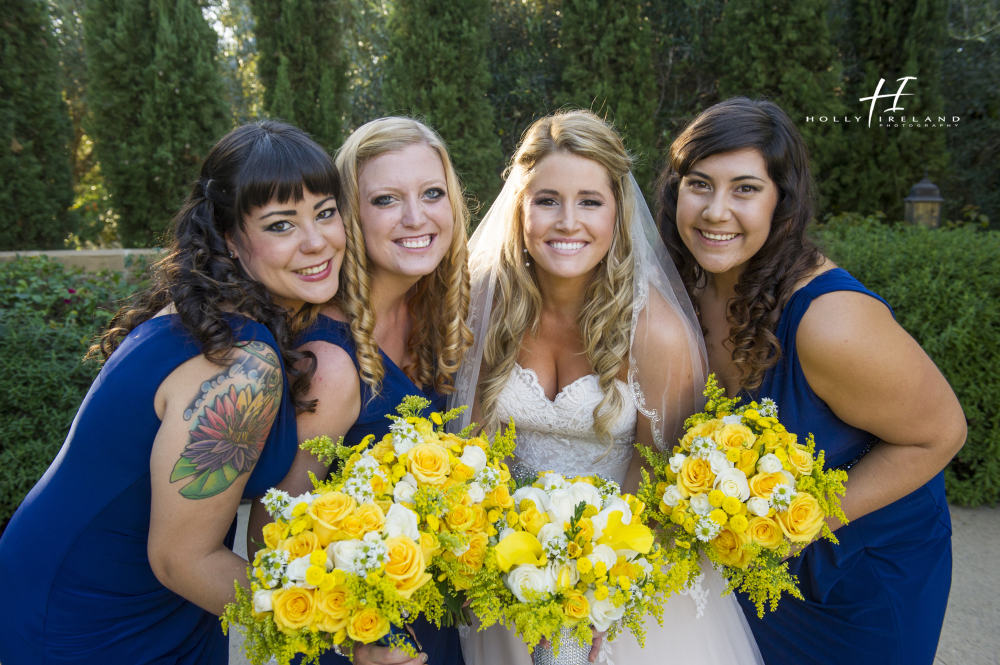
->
<box><xmin>637</xmin><ymin>375</ymin><xmax>849</xmax><ymax>617</ymax></box>
<box><xmin>464</xmin><ymin>471</ymin><xmax>690</xmax><ymax>662</ymax></box>
<box><xmin>222</xmin><ymin>396</ymin><xmax>518</xmax><ymax>664</ymax></box>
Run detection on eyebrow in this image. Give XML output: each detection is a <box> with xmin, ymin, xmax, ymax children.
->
<box><xmin>314</xmin><ymin>196</ymin><xmax>336</xmax><ymax>210</ymax></box>
<box><xmin>259</xmin><ymin>196</ymin><xmax>337</xmax><ymax>220</ymax></box>
<box><xmin>688</xmin><ymin>170</ymin><xmax>767</xmax><ymax>183</ymax></box>
<box><xmin>534</xmin><ymin>189</ymin><xmax>606</xmax><ymax>196</ymax></box>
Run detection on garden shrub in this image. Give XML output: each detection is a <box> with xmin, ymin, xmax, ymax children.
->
<box><xmin>0</xmin><ymin>256</ymin><xmax>146</xmax><ymax>531</ymax></box>
<box><xmin>815</xmin><ymin>214</ymin><xmax>1000</xmax><ymax>506</ymax></box>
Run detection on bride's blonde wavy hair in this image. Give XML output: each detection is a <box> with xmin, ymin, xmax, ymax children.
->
<box><xmin>478</xmin><ymin>110</ymin><xmax>636</xmax><ymax>449</ymax></box>
<box><xmin>334</xmin><ymin>117</ymin><xmax>473</xmax><ymax>396</ymax></box>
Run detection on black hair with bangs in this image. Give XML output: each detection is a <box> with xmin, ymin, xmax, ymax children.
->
<box><xmin>92</xmin><ymin>120</ymin><xmax>340</xmax><ymax>412</ymax></box>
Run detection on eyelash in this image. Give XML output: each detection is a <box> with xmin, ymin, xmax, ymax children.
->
<box><xmin>534</xmin><ymin>198</ymin><xmax>603</xmax><ymax>206</ymax></box>
<box><xmin>371</xmin><ymin>188</ymin><xmax>446</xmax><ymax>206</ymax></box>
<box><xmin>690</xmin><ymin>181</ymin><xmax>760</xmax><ymax>194</ymax></box>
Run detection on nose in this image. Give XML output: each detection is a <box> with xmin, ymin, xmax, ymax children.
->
<box><xmin>399</xmin><ymin>193</ymin><xmax>426</xmax><ymax>229</ymax></box>
<box><xmin>300</xmin><ymin>221</ymin><xmax>327</xmax><ymax>254</ymax></box>
<box><xmin>702</xmin><ymin>190</ymin><xmax>732</xmax><ymax>224</ymax></box>
<box><xmin>553</xmin><ymin>203</ymin><xmax>580</xmax><ymax>233</ymax></box>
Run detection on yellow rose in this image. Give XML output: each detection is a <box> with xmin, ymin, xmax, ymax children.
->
<box><xmin>280</xmin><ymin>530</ymin><xmax>322</xmax><ymax>560</ymax></box>
<box><xmin>747</xmin><ymin>516</ymin><xmax>784</xmax><ymax>550</ymax></box>
<box><xmin>445</xmin><ymin>504</ymin><xmax>476</xmax><ymax>532</ymax></box>
<box><xmin>677</xmin><ymin>457</ymin><xmax>715</xmax><ymax>497</ymax></box>
<box><xmin>575</xmin><ymin>517</ymin><xmax>595</xmax><ymax>545</ymax></box>
<box><xmin>748</xmin><ymin>472</ymin><xmax>787</xmax><ymax>499</ymax></box>
<box><xmin>776</xmin><ymin>493</ymin><xmax>825</xmax><ymax>543</ymax></box>
<box><xmin>737</xmin><ymin>449</ymin><xmax>760</xmax><ymax>477</ymax></box>
<box><xmin>563</xmin><ymin>591</ymin><xmax>590</xmax><ymax>622</ymax></box>
<box><xmin>355</xmin><ymin>504</ymin><xmax>386</xmax><ymax>534</ymax></box>
<box><xmin>369</xmin><ymin>438</ymin><xmax>394</xmax><ymax>462</ymax></box>
<box><xmin>410</xmin><ymin>417</ymin><xmax>437</xmax><ymax>441</ymax></box>
<box><xmin>459</xmin><ymin>532</ymin><xmax>489</xmax><ymax>571</ymax></box>
<box><xmin>713</xmin><ymin>527</ymin><xmax>754</xmax><ymax>569</ymax></box>
<box><xmin>370</xmin><ymin>474</ymin><xmax>388</xmax><ymax>494</ymax></box>
<box><xmin>714</xmin><ymin>424</ymin><xmax>758</xmax><ymax>450</ymax></box>
<box><xmin>309</xmin><ymin>492</ymin><xmax>357</xmax><ymax>546</ymax></box>
<box><xmin>407</xmin><ymin>442</ymin><xmax>451</xmax><ymax>485</ymax></box>
<box><xmin>484</xmin><ymin>483</ymin><xmax>514</xmax><ymax>509</ymax></box>
<box><xmin>419</xmin><ymin>531</ymin><xmax>441</xmax><ymax>561</ymax></box>
<box><xmin>313</xmin><ymin>585</ymin><xmax>351</xmax><ymax>633</ymax></box>
<box><xmin>450</xmin><ymin>463</ymin><xmax>476</xmax><ymax>482</ymax></box>
<box><xmin>680</xmin><ymin>419</ymin><xmax>724</xmax><ymax>451</ymax></box>
<box><xmin>272</xmin><ymin>587</ymin><xmax>316</xmax><ymax>634</ymax></box>
<box><xmin>347</xmin><ymin>608</ymin><xmax>390</xmax><ymax>644</ymax></box>
<box><xmin>787</xmin><ymin>444</ymin><xmax>814</xmax><ymax>478</ymax></box>
<box><xmin>262</xmin><ymin>522</ymin><xmax>286</xmax><ymax>550</ymax></box>
<box><xmin>340</xmin><ymin>515</ymin><xmax>366</xmax><ymax>541</ymax></box>
<box><xmin>384</xmin><ymin>536</ymin><xmax>432</xmax><ymax>598</ymax></box>
<box><xmin>470</xmin><ymin>505</ymin><xmax>489</xmax><ymax>533</ymax></box>
<box><xmin>518</xmin><ymin>506</ymin><xmax>550</xmax><ymax>536</ymax></box>
<box><xmin>375</xmin><ymin>498</ymin><xmax>394</xmax><ymax>516</ymax></box>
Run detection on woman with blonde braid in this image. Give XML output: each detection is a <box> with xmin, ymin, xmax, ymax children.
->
<box><xmin>248</xmin><ymin>117</ymin><xmax>472</xmax><ymax>665</ymax></box>
<box><xmin>451</xmin><ymin>110</ymin><xmax>762</xmax><ymax>665</ymax></box>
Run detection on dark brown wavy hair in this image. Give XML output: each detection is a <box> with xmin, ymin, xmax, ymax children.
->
<box><xmin>656</xmin><ymin>98</ymin><xmax>824</xmax><ymax>391</ymax></box>
<box><xmin>90</xmin><ymin>120</ymin><xmax>341</xmax><ymax>412</ymax></box>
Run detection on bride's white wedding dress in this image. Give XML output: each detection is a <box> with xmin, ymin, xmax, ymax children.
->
<box><xmin>459</xmin><ymin>364</ymin><xmax>763</xmax><ymax>665</ymax></box>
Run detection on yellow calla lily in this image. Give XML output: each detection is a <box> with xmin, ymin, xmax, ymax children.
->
<box><xmin>596</xmin><ymin>510</ymin><xmax>654</xmax><ymax>554</ymax></box>
<box><xmin>495</xmin><ymin>531</ymin><xmax>547</xmax><ymax>572</ymax></box>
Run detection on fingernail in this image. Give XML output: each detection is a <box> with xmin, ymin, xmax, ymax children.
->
<box><xmin>420</xmin><ymin>653</ymin><xmax>428</xmax><ymax>663</ymax></box>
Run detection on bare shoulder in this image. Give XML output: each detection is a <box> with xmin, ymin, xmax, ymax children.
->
<box><xmin>796</xmin><ymin>288</ymin><xmax>898</xmax><ymax>364</ymax></box>
<box><xmin>637</xmin><ymin>288</ymin><xmax>699</xmax><ymax>353</ymax></box>
<box><xmin>296</xmin><ymin>339</ymin><xmax>361</xmax><ymax>440</ymax></box>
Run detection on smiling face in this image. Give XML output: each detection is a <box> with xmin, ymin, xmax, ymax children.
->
<box><xmin>356</xmin><ymin>143</ymin><xmax>454</xmax><ymax>286</ymax></box>
<box><xmin>521</xmin><ymin>152</ymin><xmax>617</xmax><ymax>284</ymax></box>
<box><xmin>229</xmin><ymin>188</ymin><xmax>346</xmax><ymax>311</ymax></box>
<box><xmin>675</xmin><ymin>148</ymin><xmax>779</xmax><ymax>283</ymax></box>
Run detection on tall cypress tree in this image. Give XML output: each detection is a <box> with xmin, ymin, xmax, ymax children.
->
<box><xmin>251</xmin><ymin>0</ymin><xmax>347</xmax><ymax>151</ymax></box>
<box><xmin>85</xmin><ymin>0</ymin><xmax>228</xmax><ymax>247</ymax></box>
<box><xmin>557</xmin><ymin>0</ymin><xmax>658</xmax><ymax>190</ymax></box>
<box><xmin>382</xmin><ymin>0</ymin><xmax>502</xmax><ymax>211</ymax></box>
<box><xmin>0</xmin><ymin>0</ymin><xmax>74</xmax><ymax>250</ymax></box>
<box><xmin>714</xmin><ymin>0</ymin><xmax>850</xmax><ymax>211</ymax></box>
<box><xmin>838</xmin><ymin>0</ymin><xmax>950</xmax><ymax>218</ymax></box>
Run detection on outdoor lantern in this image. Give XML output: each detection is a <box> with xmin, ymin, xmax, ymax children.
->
<box><xmin>903</xmin><ymin>174</ymin><xmax>944</xmax><ymax>228</ymax></box>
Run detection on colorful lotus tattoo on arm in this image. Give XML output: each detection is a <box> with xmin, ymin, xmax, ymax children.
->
<box><xmin>170</xmin><ymin>341</ymin><xmax>283</xmax><ymax>499</ymax></box>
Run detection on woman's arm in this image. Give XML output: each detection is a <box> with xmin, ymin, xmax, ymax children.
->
<box><xmin>148</xmin><ymin>341</ymin><xmax>282</xmax><ymax>615</ymax></box>
<box><xmin>246</xmin><ymin>340</ymin><xmax>361</xmax><ymax>558</ymax></box>
<box><xmin>796</xmin><ymin>291</ymin><xmax>966</xmax><ymax>526</ymax></box>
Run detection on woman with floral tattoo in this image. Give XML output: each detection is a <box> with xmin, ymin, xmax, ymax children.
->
<box><xmin>0</xmin><ymin>121</ymin><xmax>347</xmax><ymax>665</ymax></box>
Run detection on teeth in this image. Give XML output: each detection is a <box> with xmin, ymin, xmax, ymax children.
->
<box><xmin>549</xmin><ymin>241</ymin><xmax>587</xmax><ymax>250</ymax></box>
<box><xmin>701</xmin><ymin>231</ymin><xmax>739</xmax><ymax>241</ymax></box>
<box><xmin>398</xmin><ymin>235</ymin><xmax>432</xmax><ymax>249</ymax></box>
<box><xmin>294</xmin><ymin>261</ymin><xmax>329</xmax><ymax>276</ymax></box>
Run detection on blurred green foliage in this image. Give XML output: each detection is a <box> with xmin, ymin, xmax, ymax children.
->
<box><xmin>816</xmin><ymin>213</ymin><xmax>1000</xmax><ymax>506</ymax></box>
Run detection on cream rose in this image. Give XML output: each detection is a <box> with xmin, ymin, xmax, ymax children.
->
<box><xmin>586</xmin><ymin>589</ymin><xmax>626</xmax><ymax>631</ymax></box>
<box><xmin>506</xmin><ymin>564</ymin><xmax>555</xmax><ymax>603</ymax></box>
<box><xmin>746</xmin><ymin>497</ymin><xmax>771</xmax><ymax>517</ymax></box>
<box><xmin>328</xmin><ymin>541</ymin><xmax>363</xmax><ymax>572</ymax></box>
<box><xmin>384</xmin><ymin>503</ymin><xmax>420</xmax><ymax>541</ymax></box>
<box><xmin>757</xmin><ymin>453</ymin><xmax>783</xmax><ymax>474</ymax></box>
<box><xmin>393</xmin><ymin>480</ymin><xmax>416</xmax><ymax>504</ymax></box>
<box><xmin>708</xmin><ymin>450</ymin><xmax>735</xmax><ymax>475</ymax></box>
<box><xmin>253</xmin><ymin>589</ymin><xmax>273</xmax><ymax>613</ymax></box>
<box><xmin>661</xmin><ymin>485</ymin><xmax>683</xmax><ymax>507</ymax></box>
<box><xmin>714</xmin><ymin>468</ymin><xmax>751</xmax><ymax>502</ymax></box>
<box><xmin>285</xmin><ymin>555</ymin><xmax>312</xmax><ymax>584</ymax></box>
<box><xmin>689</xmin><ymin>493</ymin><xmax>712</xmax><ymax>516</ymax></box>
<box><xmin>587</xmin><ymin>544</ymin><xmax>618</xmax><ymax>572</ymax></box>
<box><xmin>467</xmin><ymin>482</ymin><xmax>486</xmax><ymax>504</ymax></box>
<box><xmin>668</xmin><ymin>452</ymin><xmax>687</xmax><ymax>473</ymax></box>
<box><xmin>459</xmin><ymin>445</ymin><xmax>488</xmax><ymax>475</ymax></box>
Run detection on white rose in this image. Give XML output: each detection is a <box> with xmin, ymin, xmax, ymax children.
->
<box><xmin>587</xmin><ymin>544</ymin><xmax>618</xmax><ymax>572</ymax></box>
<box><xmin>459</xmin><ymin>445</ymin><xmax>488</xmax><ymax>475</ymax></box>
<box><xmin>757</xmin><ymin>453</ymin><xmax>783</xmax><ymax>474</ymax></box>
<box><xmin>586</xmin><ymin>589</ymin><xmax>626</xmax><ymax>632</ymax></box>
<box><xmin>689</xmin><ymin>493</ymin><xmax>711</xmax><ymax>516</ymax></box>
<box><xmin>506</xmin><ymin>564</ymin><xmax>553</xmax><ymax>603</ymax></box>
<box><xmin>722</xmin><ymin>414</ymin><xmax>744</xmax><ymax>425</ymax></box>
<box><xmin>393</xmin><ymin>481</ymin><xmax>416</xmax><ymax>504</ymax></box>
<box><xmin>714</xmin><ymin>468</ymin><xmax>751</xmax><ymax>502</ymax></box>
<box><xmin>498</xmin><ymin>527</ymin><xmax>516</xmax><ymax>542</ymax></box>
<box><xmin>668</xmin><ymin>453</ymin><xmax>687</xmax><ymax>474</ymax></box>
<box><xmin>253</xmin><ymin>589</ymin><xmax>273</xmax><ymax>613</ymax></box>
<box><xmin>592</xmin><ymin>498</ymin><xmax>632</xmax><ymax>540</ymax></box>
<box><xmin>285</xmin><ymin>555</ymin><xmax>312</xmax><ymax>584</ymax></box>
<box><xmin>746</xmin><ymin>497</ymin><xmax>771</xmax><ymax>517</ymax></box>
<box><xmin>546</xmin><ymin>488</ymin><xmax>580</xmax><ymax>525</ymax></box>
<box><xmin>355</xmin><ymin>456</ymin><xmax>379</xmax><ymax>470</ymax></box>
<box><xmin>568</xmin><ymin>482</ymin><xmax>603</xmax><ymax>511</ymax></box>
<box><xmin>781</xmin><ymin>470</ymin><xmax>797</xmax><ymax>487</ymax></box>
<box><xmin>452</xmin><ymin>543</ymin><xmax>470</xmax><ymax>557</ymax></box>
<box><xmin>513</xmin><ymin>486</ymin><xmax>552</xmax><ymax>513</ymax></box>
<box><xmin>328</xmin><ymin>541</ymin><xmax>363</xmax><ymax>572</ymax></box>
<box><xmin>384</xmin><ymin>503</ymin><xmax>420</xmax><ymax>541</ymax></box>
<box><xmin>393</xmin><ymin>434</ymin><xmax>417</xmax><ymax>456</ymax></box>
<box><xmin>539</xmin><ymin>472</ymin><xmax>567</xmax><ymax>490</ymax></box>
<box><xmin>662</xmin><ymin>485</ymin><xmax>683</xmax><ymax>508</ymax></box>
<box><xmin>466</xmin><ymin>482</ymin><xmax>486</xmax><ymax>505</ymax></box>
<box><xmin>708</xmin><ymin>450</ymin><xmax>735</xmax><ymax>475</ymax></box>
<box><xmin>536</xmin><ymin>522</ymin><xmax>565</xmax><ymax>546</ymax></box>
<box><xmin>280</xmin><ymin>492</ymin><xmax>315</xmax><ymax>520</ymax></box>
<box><xmin>548</xmin><ymin>560</ymin><xmax>579</xmax><ymax>590</ymax></box>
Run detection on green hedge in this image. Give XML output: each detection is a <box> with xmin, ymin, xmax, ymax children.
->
<box><xmin>815</xmin><ymin>215</ymin><xmax>1000</xmax><ymax>506</ymax></box>
<box><xmin>0</xmin><ymin>256</ymin><xmax>143</xmax><ymax>531</ymax></box>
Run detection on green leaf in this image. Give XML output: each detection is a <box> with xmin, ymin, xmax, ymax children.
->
<box><xmin>169</xmin><ymin>455</ymin><xmax>200</xmax><ymax>482</ymax></box>
<box><xmin>179</xmin><ymin>464</ymin><xmax>240</xmax><ymax>499</ymax></box>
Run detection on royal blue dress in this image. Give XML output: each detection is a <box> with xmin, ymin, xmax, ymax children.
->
<box><xmin>0</xmin><ymin>314</ymin><xmax>298</xmax><ymax>665</ymax></box>
<box><xmin>736</xmin><ymin>269</ymin><xmax>952</xmax><ymax>665</ymax></box>
<box><xmin>296</xmin><ymin>314</ymin><xmax>465</xmax><ymax>665</ymax></box>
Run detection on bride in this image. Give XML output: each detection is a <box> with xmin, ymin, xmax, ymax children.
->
<box><xmin>449</xmin><ymin>110</ymin><xmax>762</xmax><ymax>665</ymax></box>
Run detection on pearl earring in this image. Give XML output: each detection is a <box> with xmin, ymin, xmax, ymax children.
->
<box><xmin>228</xmin><ymin>250</ymin><xmax>235</xmax><ymax>259</ymax></box>
<box><xmin>523</xmin><ymin>248</ymin><xmax>530</xmax><ymax>267</ymax></box>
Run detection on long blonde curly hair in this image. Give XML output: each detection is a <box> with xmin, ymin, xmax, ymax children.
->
<box><xmin>478</xmin><ymin>111</ymin><xmax>637</xmax><ymax>448</ymax></box>
<box><xmin>334</xmin><ymin>117</ymin><xmax>473</xmax><ymax>396</ymax></box>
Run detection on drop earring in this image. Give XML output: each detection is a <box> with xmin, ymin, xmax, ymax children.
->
<box><xmin>523</xmin><ymin>248</ymin><xmax>531</xmax><ymax>267</ymax></box>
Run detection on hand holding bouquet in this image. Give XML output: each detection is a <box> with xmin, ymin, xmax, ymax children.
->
<box><xmin>638</xmin><ymin>375</ymin><xmax>848</xmax><ymax>616</ymax></box>
<box><xmin>223</xmin><ymin>396</ymin><xmax>518</xmax><ymax>664</ymax></box>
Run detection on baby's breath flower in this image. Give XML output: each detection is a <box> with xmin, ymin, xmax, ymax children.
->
<box><xmin>390</xmin><ymin>419</ymin><xmax>421</xmax><ymax>455</ymax></box>
<box><xmin>694</xmin><ymin>516</ymin><xmax>723</xmax><ymax>542</ymax></box>
<box><xmin>261</xmin><ymin>489</ymin><xmax>291</xmax><ymax>518</ymax></box>
<box><xmin>475</xmin><ymin>466</ymin><xmax>502</xmax><ymax>493</ymax></box>
<box><xmin>758</xmin><ymin>398</ymin><xmax>778</xmax><ymax>418</ymax></box>
<box><xmin>769</xmin><ymin>484</ymin><xmax>797</xmax><ymax>512</ymax></box>
<box><xmin>542</xmin><ymin>533</ymin><xmax>569</xmax><ymax>564</ymax></box>
<box><xmin>689</xmin><ymin>436</ymin><xmax>716</xmax><ymax>459</ymax></box>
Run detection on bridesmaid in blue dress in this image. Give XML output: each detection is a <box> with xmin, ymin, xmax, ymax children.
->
<box><xmin>248</xmin><ymin>117</ymin><xmax>472</xmax><ymax>665</ymax></box>
<box><xmin>656</xmin><ymin>98</ymin><xmax>966</xmax><ymax>665</ymax></box>
<box><xmin>0</xmin><ymin>121</ymin><xmax>347</xmax><ymax>664</ymax></box>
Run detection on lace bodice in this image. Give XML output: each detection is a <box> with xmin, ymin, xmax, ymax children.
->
<box><xmin>496</xmin><ymin>364</ymin><xmax>637</xmax><ymax>484</ymax></box>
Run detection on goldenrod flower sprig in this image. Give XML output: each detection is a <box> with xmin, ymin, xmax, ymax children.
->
<box><xmin>223</xmin><ymin>396</ymin><xmax>517</xmax><ymax>664</ymax></box>
<box><xmin>464</xmin><ymin>471</ymin><xmax>688</xmax><ymax>658</ymax></box>
<box><xmin>637</xmin><ymin>375</ymin><xmax>849</xmax><ymax>617</ymax></box>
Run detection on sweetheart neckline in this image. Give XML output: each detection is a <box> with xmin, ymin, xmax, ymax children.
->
<box><xmin>513</xmin><ymin>363</ymin><xmax>628</xmax><ymax>406</ymax></box>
